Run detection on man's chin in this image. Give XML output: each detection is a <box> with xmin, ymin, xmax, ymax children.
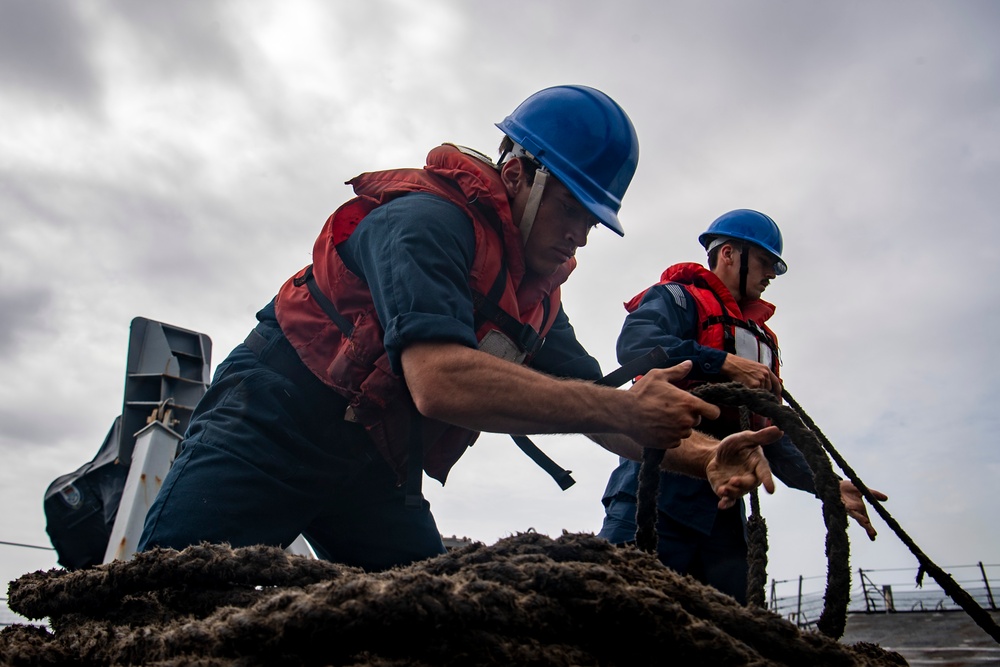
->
<box><xmin>525</xmin><ymin>261</ymin><xmax>561</xmax><ymax>277</ymax></box>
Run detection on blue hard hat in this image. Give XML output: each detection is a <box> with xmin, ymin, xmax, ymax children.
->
<box><xmin>698</xmin><ymin>209</ymin><xmax>787</xmax><ymax>275</ymax></box>
<box><xmin>496</xmin><ymin>85</ymin><xmax>639</xmax><ymax>236</ymax></box>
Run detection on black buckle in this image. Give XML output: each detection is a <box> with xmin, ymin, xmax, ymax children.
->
<box><xmin>517</xmin><ymin>325</ymin><xmax>544</xmax><ymax>356</ymax></box>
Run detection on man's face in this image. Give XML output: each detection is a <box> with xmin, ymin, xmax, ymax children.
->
<box><xmin>507</xmin><ymin>170</ymin><xmax>596</xmax><ymax>276</ymax></box>
<box><xmin>743</xmin><ymin>245</ymin><xmax>779</xmax><ymax>300</ymax></box>
<box><xmin>524</xmin><ymin>179</ymin><xmax>596</xmax><ymax>275</ymax></box>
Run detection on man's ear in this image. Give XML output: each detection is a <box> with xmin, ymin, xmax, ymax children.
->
<box><xmin>500</xmin><ymin>158</ymin><xmax>524</xmax><ymax>198</ymax></box>
<box><xmin>719</xmin><ymin>243</ymin><xmax>736</xmax><ymax>266</ymax></box>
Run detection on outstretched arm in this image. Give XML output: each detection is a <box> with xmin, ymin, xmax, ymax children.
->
<box><xmin>401</xmin><ymin>342</ymin><xmax>720</xmax><ymax>449</ymax></box>
<box><xmin>590</xmin><ymin>426</ymin><xmax>780</xmax><ymax>505</ymax></box>
<box><xmin>403</xmin><ymin>340</ymin><xmax>779</xmax><ymax>504</ymax></box>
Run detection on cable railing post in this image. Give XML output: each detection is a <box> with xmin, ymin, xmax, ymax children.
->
<box><xmin>797</xmin><ymin>575</ymin><xmax>803</xmax><ymax>626</ymax></box>
<box><xmin>859</xmin><ymin>568</ymin><xmax>872</xmax><ymax>612</ymax></box>
<box><xmin>980</xmin><ymin>561</ymin><xmax>996</xmax><ymax>610</ymax></box>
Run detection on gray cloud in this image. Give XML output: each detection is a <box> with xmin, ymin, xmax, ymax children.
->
<box><xmin>0</xmin><ymin>2</ymin><xmax>100</xmax><ymax>107</ymax></box>
<box><xmin>95</xmin><ymin>0</ymin><xmax>245</xmax><ymax>83</ymax></box>
<box><xmin>1</xmin><ymin>1</ymin><xmax>998</xmax><ymax>597</ymax></box>
<box><xmin>0</xmin><ymin>280</ymin><xmax>53</xmax><ymax>358</ymax></box>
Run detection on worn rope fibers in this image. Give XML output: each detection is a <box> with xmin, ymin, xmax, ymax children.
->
<box><xmin>635</xmin><ymin>382</ymin><xmax>851</xmax><ymax>638</ymax></box>
<box><xmin>740</xmin><ymin>406</ymin><xmax>769</xmax><ymax>610</ymax></box>
<box><xmin>781</xmin><ymin>390</ymin><xmax>1000</xmax><ymax>646</ymax></box>
<box><xmin>639</xmin><ymin>382</ymin><xmax>1000</xmax><ymax>645</ymax></box>
<box><xmin>745</xmin><ymin>488</ymin><xmax>769</xmax><ymax>609</ymax></box>
<box><xmin>634</xmin><ymin>446</ymin><xmax>663</xmax><ymax>553</ymax></box>
<box><xmin>2</xmin><ymin>534</ymin><xmax>907</xmax><ymax>666</ymax></box>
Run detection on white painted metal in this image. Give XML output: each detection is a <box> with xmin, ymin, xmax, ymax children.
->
<box><xmin>102</xmin><ymin>421</ymin><xmax>181</xmax><ymax>563</ymax></box>
<box><xmin>285</xmin><ymin>534</ymin><xmax>316</xmax><ymax>558</ymax></box>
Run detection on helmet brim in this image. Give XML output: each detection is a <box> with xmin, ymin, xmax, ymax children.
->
<box><xmin>700</xmin><ymin>232</ymin><xmax>788</xmax><ymax>275</ymax></box>
<box><xmin>578</xmin><ymin>194</ymin><xmax>625</xmax><ymax>236</ymax></box>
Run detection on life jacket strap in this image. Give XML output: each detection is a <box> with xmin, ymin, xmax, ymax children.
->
<box><xmin>405</xmin><ymin>409</ymin><xmax>424</xmax><ymax>509</ymax></box>
<box><xmin>471</xmin><ymin>290</ymin><xmax>544</xmax><ymax>357</ymax></box>
<box><xmin>510</xmin><ymin>435</ymin><xmax>575</xmax><ymax>490</ymax></box>
<box><xmin>294</xmin><ymin>265</ymin><xmax>355</xmax><ymax>337</ymax></box>
<box><xmin>598</xmin><ymin>346</ymin><xmax>671</xmax><ymax>388</ymax></box>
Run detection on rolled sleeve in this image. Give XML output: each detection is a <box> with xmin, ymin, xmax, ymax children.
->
<box><xmin>383</xmin><ymin>312</ymin><xmax>478</xmax><ymax>368</ymax></box>
<box><xmin>339</xmin><ymin>193</ymin><xmax>479</xmax><ymax>374</ymax></box>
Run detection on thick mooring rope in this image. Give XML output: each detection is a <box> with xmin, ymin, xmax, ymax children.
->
<box><xmin>2</xmin><ymin>534</ymin><xmax>909</xmax><ymax>666</ymax></box>
<box><xmin>637</xmin><ymin>382</ymin><xmax>1000</xmax><ymax>645</ymax></box>
<box><xmin>745</xmin><ymin>489</ymin><xmax>769</xmax><ymax>609</ymax></box>
<box><xmin>635</xmin><ymin>447</ymin><xmax>664</xmax><ymax>554</ymax></box>
<box><xmin>782</xmin><ymin>389</ymin><xmax>1000</xmax><ymax>645</ymax></box>
<box><xmin>635</xmin><ymin>382</ymin><xmax>851</xmax><ymax>638</ymax></box>
<box><xmin>741</xmin><ymin>406</ymin><xmax>768</xmax><ymax>610</ymax></box>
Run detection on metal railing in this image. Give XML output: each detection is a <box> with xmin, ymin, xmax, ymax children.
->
<box><xmin>768</xmin><ymin>562</ymin><xmax>999</xmax><ymax>628</ymax></box>
<box><xmin>856</xmin><ymin>562</ymin><xmax>998</xmax><ymax>614</ymax></box>
<box><xmin>768</xmin><ymin>574</ymin><xmax>828</xmax><ymax>628</ymax></box>
<box><xmin>1</xmin><ymin>539</ymin><xmax>57</xmax><ymax>627</ymax></box>
<box><xmin>1</xmin><ymin>598</ymin><xmax>19</xmax><ymax>628</ymax></box>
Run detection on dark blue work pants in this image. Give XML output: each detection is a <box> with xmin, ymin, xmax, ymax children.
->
<box><xmin>138</xmin><ymin>320</ymin><xmax>446</xmax><ymax>571</ymax></box>
<box><xmin>599</xmin><ymin>494</ymin><xmax>748</xmax><ymax>604</ymax></box>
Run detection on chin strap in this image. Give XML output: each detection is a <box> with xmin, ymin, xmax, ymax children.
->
<box><xmin>738</xmin><ymin>244</ymin><xmax>750</xmax><ymax>301</ymax></box>
<box><xmin>518</xmin><ymin>168</ymin><xmax>548</xmax><ymax>247</ymax></box>
<box><xmin>499</xmin><ymin>142</ymin><xmax>548</xmax><ymax>248</ymax></box>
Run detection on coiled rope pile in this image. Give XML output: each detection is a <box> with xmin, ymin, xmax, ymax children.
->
<box><xmin>635</xmin><ymin>382</ymin><xmax>1000</xmax><ymax>645</ymax></box>
<box><xmin>1</xmin><ymin>533</ymin><xmax>906</xmax><ymax>666</ymax></box>
<box><xmin>3</xmin><ymin>377</ymin><xmax>993</xmax><ymax>663</ymax></box>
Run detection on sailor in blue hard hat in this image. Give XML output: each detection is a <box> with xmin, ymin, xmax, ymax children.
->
<box><xmin>138</xmin><ymin>85</ymin><xmax>778</xmax><ymax>573</ymax></box>
<box><xmin>699</xmin><ymin>209</ymin><xmax>788</xmax><ymax>302</ymax></box>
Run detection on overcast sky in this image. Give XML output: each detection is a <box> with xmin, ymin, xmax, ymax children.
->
<box><xmin>2</xmin><ymin>0</ymin><xmax>998</xmax><ymax>606</ymax></box>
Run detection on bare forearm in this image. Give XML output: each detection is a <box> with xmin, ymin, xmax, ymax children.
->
<box><xmin>402</xmin><ymin>342</ymin><xmax>634</xmax><ymax>436</ymax></box>
<box><xmin>403</xmin><ymin>341</ymin><xmax>719</xmax><ymax>450</ymax></box>
<box><xmin>403</xmin><ymin>341</ymin><xmax>775</xmax><ymax>503</ymax></box>
<box><xmin>587</xmin><ymin>433</ymin><xmax>642</xmax><ymax>461</ymax></box>
<box><xmin>598</xmin><ymin>428</ymin><xmax>781</xmax><ymax>508</ymax></box>
<box><xmin>590</xmin><ymin>431</ymin><xmax>718</xmax><ymax>480</ymax></box>
<box><xmin>661</xmin><ymin>431</ymin><xmax>717</xmax><ymax>477</ymax></box>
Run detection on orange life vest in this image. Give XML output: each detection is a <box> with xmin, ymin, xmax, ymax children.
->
<box><xmin>626</xmin><ymin>262</ymin><xmax>780</xmax><ymax>431</ymax></box>
<box><xmin>274</xmin><ymin>144</ymin><xmax>573</xmax><ymax>484</ymax></box>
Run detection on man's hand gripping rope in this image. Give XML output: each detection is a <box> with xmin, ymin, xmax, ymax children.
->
<box><xmin>627</xmin><ymin>360</ymin><xmax>779</xmax><ymax>506</ymax></box>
